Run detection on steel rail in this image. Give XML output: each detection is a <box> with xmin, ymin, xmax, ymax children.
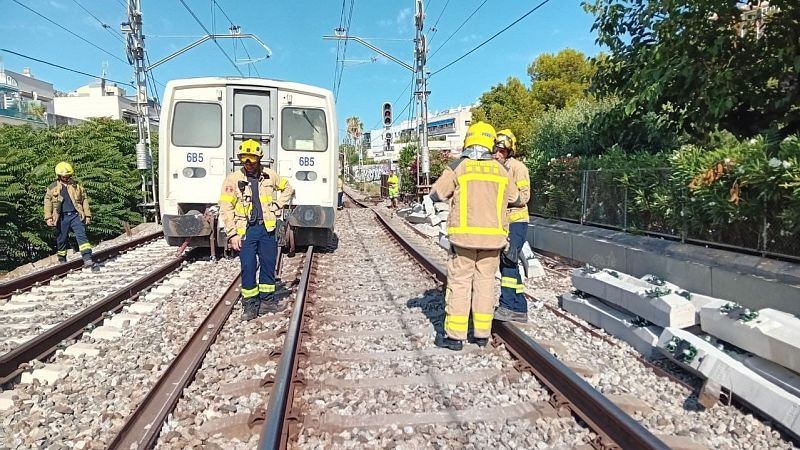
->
<box><xmin>107</xmin><ymin>269</ymin><xmax>245</xmax><ymax>450</ymax></box>
<box><xmin>0</xmin><ymin>254</ymin><xmax>185</xmax><ymax>384</ymax></box>
<box><xmin>258</xmin><ymin>246</ymin><xmax>314</xmax><ymax>450</ymax></box>
<box><xmin>0</xmin><ymin>230</ymin><xmax>164</xmax><ymax>299</ymax></box>
<box><xmin>371</xmin><ymin>208</ymin><xmax>669</xmax><ymax>450</ymax></box>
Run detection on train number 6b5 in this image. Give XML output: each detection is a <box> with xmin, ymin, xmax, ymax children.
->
<box><xmin>186</xmin><ymin>152</ymin><xmax>204</xmax><ymax>163</ymax></box>
<box><xmin>298</xmin><ymin>156</ymin><xmax>315</xmax><ymax>167</ymax></box>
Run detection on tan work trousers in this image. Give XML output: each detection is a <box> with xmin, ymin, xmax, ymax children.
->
<box><xmin>443</xmin><ymin>245</ymin><xmax>500</xmax><ymax>340</ymax></box>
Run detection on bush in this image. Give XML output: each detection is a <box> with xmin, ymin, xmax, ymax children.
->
<box><xmin>0</xmin><ymin>119</ymin><xmax>144</xmax><ymax>270</ymax></box>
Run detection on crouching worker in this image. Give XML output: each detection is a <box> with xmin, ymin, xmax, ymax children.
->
<box><xmin>44</xmin><ymin>162</ymin><xmax>94</xmax><ymax>268</ymax></box>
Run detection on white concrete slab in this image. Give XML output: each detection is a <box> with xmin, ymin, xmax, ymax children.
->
<box><xmin>64</xmin><ymin>343</ymin><xmax>101</xmax><ymax>358</ymax></box>
<box><xmin>434</xmin><ymin>202</ymin><xmax>449</xmax><ymax>212</ymax></box>
<box><xmin>423</xmin><ymin>195</ymin><xmax>435</xmax><ymax>214</ymax></box>
<box><xmin>657</xmin><ymin>328</ymin><xmax>800</xmax><ymax>436</ymax></box>
<box><xmin>524</xmin><ymin>258</ymin><xmax>546</xmax><ymax>280</ymax></box>
<box><xmin>560</xmin><ymin>292</ymin><xmax>662</xmax><ymax>357</ymax></box>
<box><xmin>0</xmin><ymin>391</ymin><xmax>16</xmax><ymax>411</ymax></box>
<box><xmin>571</xmin><ymin>268</ymin><xmax>697</xmax><ymax>328</ymax></box>
<box><xmin>437</xmin><ymin>236</ymin><xmax>451</xmax><ymax>252</ymax></box>
<box><xmin>700</xmin><ymin>303</ymin><xmax>800</xmax><ymax>374</ymax></box>
<box><xmin>741</xmin><ymin>354</ymin><xmax>800</xmax><ymax>399</ymax></box>
<box><xmin>406</xmin><ymin>212</ymin><xmax>429</xmax><ymax>224</ymax></box>
<box><xmin>413</xmin><ymin>224</ymin><xmax>439</xmax><ymax>238</ymax></box>
<box><xmin>436</xmin><ymin>211</ymin><xmax>449</xmax><ymax>222</ymax></box>
<box><xmin>641</xmin><ymin>274</ymin><xmax>720</xmax><ymax>324</ymax></box>
<box><xmin>91</xmin><ymin>325</ymin><xmax>123</xmax><ymax>340</ymax></box>
<box><xmin>19</xmin><ymin>364</ymin><xmax>70</xmax><ymax>385</ymax></box>
<box><xmin>105</xmin><ymin>312</ymin><xmax>142</xmax><ymax>329</ymax></box>
<box><xmin>427</xmin><ymin>214</ymin><xmax>443</xmax><ymax>226</ymax></box>
<box><xmin>127</xmin><ymin>302</ymin><xmax>159</xmax><ymax>314</ymax></box>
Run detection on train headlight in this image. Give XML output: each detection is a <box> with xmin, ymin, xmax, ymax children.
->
<box><xmin>296</xmin><ymin>171</ymin><xmax>317</xmax><ymax>181</ymax></box>
<box><xmin>182</xmin><ymin>167</ymin><xmax>207</xmax><ymax>178</ymax></box>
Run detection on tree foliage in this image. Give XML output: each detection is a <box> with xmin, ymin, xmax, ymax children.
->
<box><xmin>471</xmin><ymin>77</ymin><xmax>543</xmax><ymax>147</ymax></box>
<box><xmin>0</xmin><ymin>119</ymin><xmax>144</xmax><ymax>270</ymax></box>
<box><xmin>528</xmin><ymin>48</ymin><xmax>596</xmax><ymax>109</ymax></box>
<box><xmin>584</xmin><ymin>0</ymin><xmax>800</xmax><ymax>139</ymax></box>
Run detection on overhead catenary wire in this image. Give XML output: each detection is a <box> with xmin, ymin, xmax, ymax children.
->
<box><xmin>69</xmin><ymin>0</ymin><xmax>126</xmax><ymax>44</ymax></box>
<box><xmin>431</xmin><ymin>0</ymin><xmax>552</xmax><ymax>76</ymax></box>
<box><xmin>427</xmin><ymin>0</ymin><xmax>451</xmax><ymax>44</ymax></box>
<box><xmin>427</xmin><ymin>0</ymin><xmax>488</xmax><ymax>61</ymax></box>
<box><xmin>0</xmin><ymin>48</ymin><xmax>135</xmax><ymax>88</ymax></box>
<box><xmin>212</xmin><ymin>0</ymin><xmax>261</xmax><ymax>77</ymax></box>
<box><xmin>332</xmin><ymin>0</ymin><xmax>347</xmax><ymax>95</ymax></box>
<box><xmin>177</xmin><ymin>0</ymin><xmax>244</xmax><ymax>76</ymax></box>
<box><xmin>11</xmin><ymin>0</ymin><xmax>128</xmax><ymax>64</ymax></box>
<box><xmin>334</xmin><ymin>0</ymin><xmax>356</xmax><ymax>101</ymax></box>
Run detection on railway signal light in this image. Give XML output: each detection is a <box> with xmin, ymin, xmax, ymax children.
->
<box><xmin>382</xmin><ymin>102</ymin><xmax>392</xmax><ymax>127</ymax></box>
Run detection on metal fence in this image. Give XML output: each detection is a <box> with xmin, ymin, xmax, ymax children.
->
<box><xmin>530</xmin><ymin>169</ymin><xmax>800</xmax><ymax>262</ymax></box>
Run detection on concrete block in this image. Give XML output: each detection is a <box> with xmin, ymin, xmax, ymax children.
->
<box><xmin>434</xmin><ymin>202</ymin><xmax>449</xmax><ymax>212</ymax></box>
<box><xmin>127</xmin><ymin>302</ymin><xmax>158</xmax><ymax>314</ymax></box>
<box><xmin>413</xmin><ymin>224</ymin><xmax>439</xmax><ymax>238</ymax></box>
<box><xmin>738</xmin><ymin>354</ymin><xmax>800</xmax><ymax>399</ymax></box>
<box><xmin>422</xmin><ymin>195</ymin><xmax>435</xmax><ymax>215</ymax></box>
<box><xmin>572</xmin><ymin>234</ymin><xmax>627</xmax><ymax>273</ymax></box>
<box><xmin>559</xmin><ymin>292</ymin><xmax>662</xmax><ymax>357</ymax></box>
<box><xmin>91</xmin><ymin>325</ymin><xmax>123</xmax><ymax>340</ymax></box>
<box><xmin>625</xmin><ymin>248</ymin><xmax>712</xmax><ymax>295</ymax></box>
<box><xmin>0</xmin><ymin>390</ymin><xmax>16</xmax><ymax>411</ymax></box>
<box><xmin>105</xmin><ymin>312</ymin><xmax>142</xmax><ymax>329</ymax></box>
<box><xmin>396</xmin><ymin>207</ymin><xmax>412</xmax><ymax>218</ymax></box>
<box><xmin>711</xmin><ymin>267</ymin><xmax>800</xmax><ymax>316</ymax></box>
<box><xmin>531</xmin><ymin>225</ymin><xmax>573</xmax><ymax>260</ymax></box>
<box><xmin>571</xmin><ymin>268</ymin><xmax>697</xmax><ymax>328</ymax></box>
<box><xmin>700</xmin><ymin>303</ymin><xmax>800</xmax><ymax>374</ymax></box>
<box><xmin>436</xmin><ymin>211</ymin><xmax>449</xmax><ymax>222</ymax></box>
<box><xmin>406</xmin><ymin>212</ymin><xmax>429</xmax><ymax>224</ymax></box>
<box><xmin>698</xmin><ymin>379</ymin><xmax>722</xmax><ymax>409</ymax></box>
<box><xmin>524</xmin><ymin>258</ymin><xmax>546</xmax><ymax>280</ymax></box>
<box><xmin>64</xmin><ymin>343</ymin><xmax>100</xmax><ymax>358</ymax></box>
<box><xmin>427</xmin><ymin>214</ymin><xmax>442</xmax><ymax>227</ymax></box>
<box><xmin>437</xmin><ymin>236</ymin><xmax>451</xmax><ymax>252</ymax></box>
<box><xmin>20</xmin><ymin>364</ymin><xmax>69</xmax><ymax>385</ymax></box>
<box><xmin>657</xmin><ymin>328</ymin><xmax>800</xmax><ymax>437</ymax></box>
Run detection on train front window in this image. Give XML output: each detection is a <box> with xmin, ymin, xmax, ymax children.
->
<box><xmin>172</xmin><ymin>102</ymin><xmax>222</xmax><ymax>148</ymax></box>
<box><xmin>242</xmin><ymin>105</ymin><xmax>262</xmax><ymax>134</ymax></box>
<box><xmin>281</xmin><ymin>108</ymin><xmax>327</xmax><ymax>151</ymax></box>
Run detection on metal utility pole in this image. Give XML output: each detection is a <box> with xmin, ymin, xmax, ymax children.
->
<box><xmin>414</xmin><ymin>0</ymin><xmax>430</xmax><ymax>185</ymax></box>
<box><xmin>122</xmin><ymin>0</ymin><xmax>157</xmax><ymax>221</ymax></box>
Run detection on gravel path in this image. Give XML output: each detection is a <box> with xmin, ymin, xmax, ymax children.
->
<box><xmin>0</xmin><ymin>257</ymin><xmax>239</xmax><ymax>449</ymax></box>
<box><xmin>374</xmin><ymin>202</ymin><xmax>797</xmax><ymax>449</ymax></box>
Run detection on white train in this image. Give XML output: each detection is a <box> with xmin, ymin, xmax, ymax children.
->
<box><xmin>158</xmin><ymin>77</ymin><xmax>338</xmax><ymax>248</ymax></box>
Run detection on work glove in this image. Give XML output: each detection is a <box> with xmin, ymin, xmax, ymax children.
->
<box><xmin>84</xmin><ymin>217</ymin><xmax>91</xmax><ymax>225</ymax></box>
<box><xmin>500</xmin><ymin>239</ymin><xmax>519</xmax><ymax>268</ymax></box>
<box><xmin>46</xmin><ymin>218</ymin><xmax>55</xmax><ymax>227</ymax></box>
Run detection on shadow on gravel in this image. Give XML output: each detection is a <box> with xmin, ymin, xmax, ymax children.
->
<box><xmin>406</xmin><ymin>288</ymin><xmax>446</xmax><ymax>335</ymax></box>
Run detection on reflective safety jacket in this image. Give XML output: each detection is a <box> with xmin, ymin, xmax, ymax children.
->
<box><xmin>337</xmin><ymin>177</ymin><xmax>344</xmax><ymax>193</ymax></box>
<box><xmin>429</xmin><ymin>157</ymin><xmax>521</xmax><ymax>250</ymax></box>
<box><xmin>387</xmin><ymin>174</ymin><xmax>399</xmax><ymax>196</ymax></box>
<box><xmin>505</xmin><ymin>157</ymin><xmax>531</xmax><ymax>223</ymax></box>
<box><xmin>44</xmin><ymin>179</ymin><xmax>91</xmax><ymax>223</ymax></box>
<box><xmin>218</xmin><ymin>167</ymin><xmax>294</xmax><ymax>238</ymax></box>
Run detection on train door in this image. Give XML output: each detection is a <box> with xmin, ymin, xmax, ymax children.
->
<box><xmin>229</xmin><ymin>89</ymin><xmax>276</xmax><ymax>169</ymax></box>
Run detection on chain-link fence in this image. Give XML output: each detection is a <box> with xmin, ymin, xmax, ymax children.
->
<box><xmin>530</xmin><ymin>169</ymin><xmax>800</xmax><ymax>261</ymax></box>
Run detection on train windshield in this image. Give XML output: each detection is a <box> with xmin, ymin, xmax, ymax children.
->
<box><xmin>281</xmin><ymin>107</ymin><xmax>327</xmax><ymax>152</ymax></box>
<box><xmin>171</xmin><ymin>102</ymin><xmax>222</xmax><ymax>148</ymax></box>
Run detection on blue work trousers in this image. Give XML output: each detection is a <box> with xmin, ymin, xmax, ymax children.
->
<box><xmin>499</xmin><ymin>221</ymin><xmax>528</xmax><ymax>313</ymax></box>
<box><xmin>56</xmin><ymin>212</ymin><xmax>92</xmax><ymax>261</ymax></box>
<box><xmin>240</xmin><ymin>225</ymin><xmax>277</xmax><ymax>301</ymax></box>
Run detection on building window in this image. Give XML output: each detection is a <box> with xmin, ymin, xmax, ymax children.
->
<box><xmin>281</xmin><ymin>107</ymin><xmax>328</xmax><ymax>151</ymax></box>
<box><xmin>242</xmin><ymin>105</ymin><xmax>262</xmax><ymax>134</ymax></box>
<box><xmin>172</xmin><ymin>102</ymin><xmax>222</xmax><ymax>148</ymax></box>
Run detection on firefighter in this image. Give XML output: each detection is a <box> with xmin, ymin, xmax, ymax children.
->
<box><xmin>337</xmin><ymin>175</ymin><xmax>344</xmax><ymax>210</ymax></box>
<box><xmin>44</xmin><ymin>162</ymin><xmax>94</xmax><ymax>268</ymax></box>
<box><xmin>428</xmin><ymin>122</ymin><xmax>523</xmax><ymax>350</ymax></box>
<box><xmin>387</xmin><ymin>169</ymin><xmax>399</xmax><ymax>208</ymax></box>
<box><xmin>218</xmin><ymin>139</ymin><xmax>295</xmax><ymax>321</ymax></box>
<box><xmin>492</xmin><ymin>129</ymin><xmax>531</xmax><ymax>323</ymax></box>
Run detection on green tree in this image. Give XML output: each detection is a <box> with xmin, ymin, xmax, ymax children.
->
<box><xmin>528</xmin><ymin>48</ymin><xmax>595</xmax><ymax>109</ymax></box>
<box><xmin>471</xmin><ymin>77</ymin><xmax>543</xmax><ymax>147</ymax></box>
<box><xmin>584</xmin><ymin>0</ymin><xmax>800</xmax><ymax>139</ymax></box>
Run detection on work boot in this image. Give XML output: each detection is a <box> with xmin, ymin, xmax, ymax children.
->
<box><xmin>473</xmin><ymin>337</ymin><xmax>489</xmax><ymax>348</ymax></box>
<box><xmin>241</xmin><ymin>298</ymin><xmax>259</xmax><ymax>321</ymax></box>
<box><xmin>58</xmin><ymin>257</ymin><xmax>67</xmax><ymax>264</ymax></box>
<box><xmin>434</xmin><ymin>334</ymin><xmax>463</xmax><ymax>351</ymax></box>
<box><xmin>258</xmin><ymin>298</ymin><xmax>286</xmax><ymax>315</ymax></box>
<box><xmin>494</xmin><ymin>306</ymin><xmax>528</xmax><ymax>324</ymax></box>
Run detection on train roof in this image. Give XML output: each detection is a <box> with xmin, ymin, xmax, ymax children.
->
<box><xmin>164</xmin><ymin>77</ymin><xmax>333</xmax><ymax>98</ymax></box>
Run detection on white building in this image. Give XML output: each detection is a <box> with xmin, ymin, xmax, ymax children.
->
<box><xmin>54</xmin><ymin>81</ymin><xmax>159</xmax><ymax>130</ymax></box>
<box><xmin>0</xmin><ymin>66</ymin><xmax>55</xmax><ymax>127</ymax></box>
<box><xmin>364</xmin><ymin>105</ymin><xmax>473</xmax><ymax>161</ymax></box>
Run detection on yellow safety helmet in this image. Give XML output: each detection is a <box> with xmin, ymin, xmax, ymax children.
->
<box><xmin>496</xmin><ymin>129</ymin><xmax>517</xmax><ymax>156</ymax></box>
<box><xmin>55</xmin><ymin>161</ymin><xmax>74</xmax><ymax>177</ymax></box>
<box><xmin>237</xmin><ymin>139</ymin><xmax>263</xmax><ymax>160</ymax></box>
<box><xmin>464</xmin><ymin>121</ymin><xmax>496</xmax><ymax>150</ymax></box>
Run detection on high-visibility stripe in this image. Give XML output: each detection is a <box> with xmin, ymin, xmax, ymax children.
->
<box><xmin>473</xmin><ymin>312</ymin><xmax>493</xmax><ymax>330</ymax></box>
<box><xmin>219</xmin><ymin>194</ymin><xmax>236</xmax><ymax>203</ymax></box>
<box><xmin>501</xmin><ymin>276</ymin><xmax>518</xmax><ymax>288</ymax></box>
<box><xmin>57</xmin><ymin>250</ymin><xmax>68</xmax><ymax>256</ymax></box>
<box><xmin>444</xmin><ymin>314</ymin><xmax>468</xmax><ymax>332</ymax></box>
<box><xmin>236</xmin><ymin>228</ymin><xmax>246</xmax><ymax>236</ymax></box>
<box><xmin>258</xmin><ymin>283</ymin><xmax>275</xmax><ymax>293</ymax></box>
<box><xmin>264</xmin><ymin>220</ymin><xmax>276</xmax><ymax>229</ymax></box>
<box><xmin>277</xmin><ymin>177</ymin><xmax>288</xmax><ymax>190</ymax></box>
<box><xmin>449</xmin><ymin>226</ymin><xmax>507</xmax><ymax>236</ymax></box>
<box><xmin>241</xmin><ymin>286</ymin><xmax>259</xmax><ymax>298</ymax></box>
<box><xmin>234</xmin><ymin>203</ymin><xmax>252</xmax><ymax>215</ymax></box>
<box><xmin>259</xmin><ymin>195</ymin><xmax>273</xmax><ymax>203</ymax></box>
<box><xmin>509</xmin><ymin>210</ymin><xmax>529</xmax><ymax>222</ymax></box>
<box><xmin>455</xmin><ymin>171</ymin><xmax>508</xmax><ymax>236</ymax></box>
<box><xmin>79</xmin><ymin>243</ymin><xmax>92</xmax><ymax>251</ymax></box>
<box><xmin>516</xmin><ymin>285</ymin><xmax>525</xmax><ymax>294</ymax></box>
<box><xmin>516</xmin><ymin>179</ymin><xmax>530</xmax><ymax>188</ymax></box>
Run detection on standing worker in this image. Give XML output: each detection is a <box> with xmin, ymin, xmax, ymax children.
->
<box><xmin>428</xmin><ymin>122</ymin><xmax>523</xmax><ymax>350</ymax></box>
<box><xmin>218</xmin><ymin>139</ymin><xmax>295</xmax><ymax>321</ymax></box>
<box><xmin>493</xmin><ymin>130</ymin><xmax>531</xmax><ymax>323</ymax></box>
<box><xmin>337</xmin><ymin>175</ymin><xmax>344</xmax><ymax>210</ymax></box>
<box><xmin>387</xmin><ymin>169</ymin><xmax>399</xmax><ymax>208</ymax></box>
<box><xmin>44</xmin><ymin>162</ymin><xmax>94</xmax><ymax>268</ymax></box>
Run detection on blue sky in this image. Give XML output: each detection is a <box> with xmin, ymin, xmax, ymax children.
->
<box><xmin>1</xmin><ymin>0</ymin><xmax>600</xmax><ymax>137</ymax></box>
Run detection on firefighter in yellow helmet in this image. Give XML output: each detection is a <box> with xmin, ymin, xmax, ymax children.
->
<box><xmin>492</xmin><ymin>129</ymin><xmax>531</xmax><ymax>323</ymax></box>
<box><xmin>44</xmin><ymin>162</ymin><xmax>94</xmax><ymax>267</ymax></box>
<box><xmin>428</xmin><ymin>122</ymin><xmax>524</xmax><ymax>350</ymax></box>
<box><xmin>218</xmin><ymin>139</ymin><xmax>295</xmax><ymax>321</ymax></box>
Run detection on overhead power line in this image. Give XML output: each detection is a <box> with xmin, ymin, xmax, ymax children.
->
<box><xmin>431</xmin><ymin>0</ymin><xmax>552</xmax><ymax>76</ymax></box>
<box><xmin>177</xmin><ymin>0</ymin><xmax>244</xmax><ymax>76</ymax></box>
<box><xmin>427</xmin><ymin>0</ymin><xmax>451</xmax><ymax>44</ymax></box>
<box><xmin>428</xmin><ymin>0</ymin><xmax>488</xmax><ymax>60</ymax></box>
<box><xmin>69</xmin><ymin>0</ymin><xmax>126</xmax><ymax>44</ymax></box>
<box><xmin>334</xmin><ymin>0</ymin><xmax>356</xmax><ymax>100</ymax></box>
<box><xmin>0</xmin><ymin>48</ymin><xmax>134</xmax><ymax>87</ymax></box>
<box><xmin>212</xmin><ymin>0</ymin><xmax>260</xmax><ymax>77</ymax></box>
<box><xmin>11</xmin><ymin>0</ymin><xmax>128</xmax><ymax>64</ymax></box>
